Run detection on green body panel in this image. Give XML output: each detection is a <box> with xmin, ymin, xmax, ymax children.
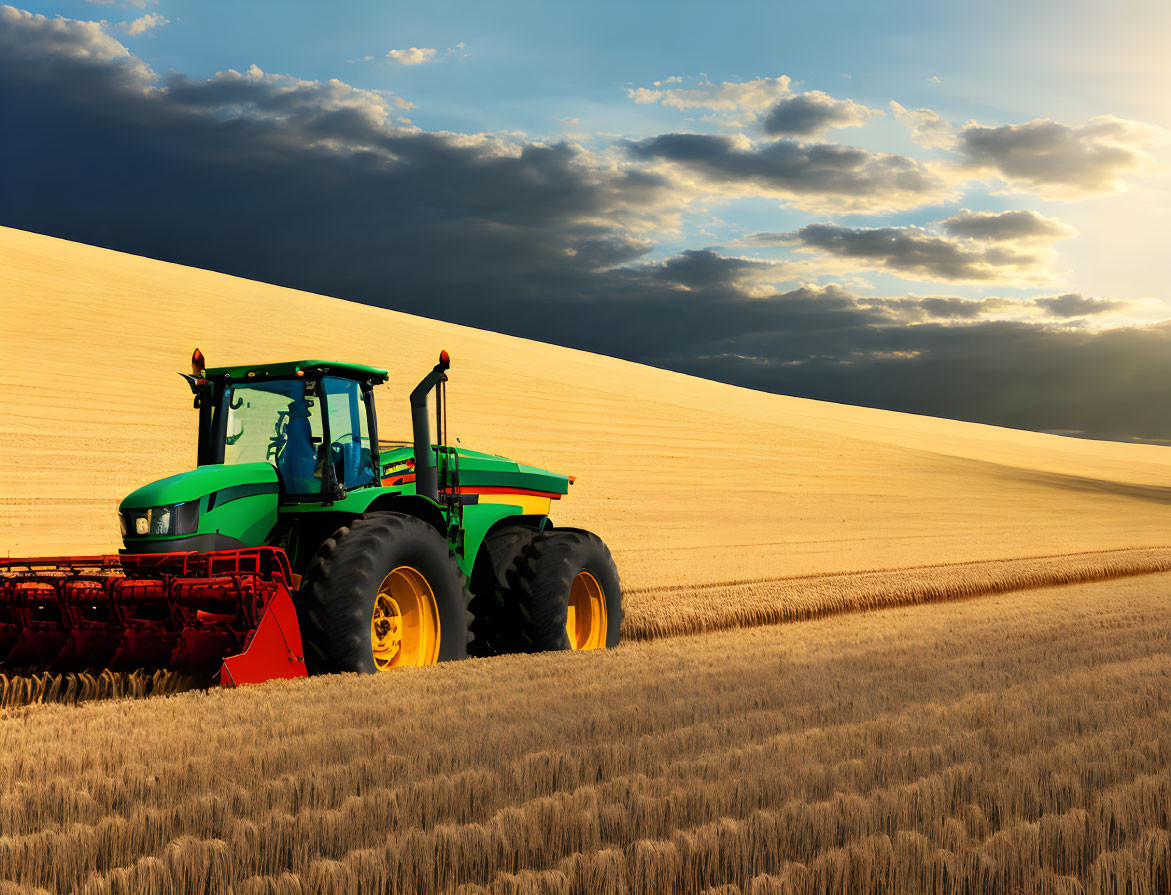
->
<box><xmin>454</xmin><ymin>502</ymin><xmax>535</xmax><ymax>576</ymax></box>
<box><xmin>121</xmin><ymin>463</ymin><xmax>279</xmax><ymax>548</ymax></box>
<box><xmin>121</xmin><ymin>462</ymin><xmax>277</xmax><ymax>508</ymax></box>
<box><xmin>276</xmin><ymin>487</ymin><xmax>417</xmax><ymax>515</ymax></box>
<box><xmin>379</xmin><ymin>445</ymin><xmax>570</xmax><ymax>495</ymax></box>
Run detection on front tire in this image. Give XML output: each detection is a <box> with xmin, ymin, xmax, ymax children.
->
<box><xmin>509</xmin><ymin>529</ymin><xmax>622</xmax><ymax>651</ymax></box>
<box><xmin>296</xmin><ymin>513</ymin><xmax>472</xmax><ymax>674</ymax></box>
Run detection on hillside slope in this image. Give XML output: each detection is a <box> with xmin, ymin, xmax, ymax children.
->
<box><xmin>2</xmin><ymin>226</ymin><xmax>1169</xmax><ymax>598</ymax></box>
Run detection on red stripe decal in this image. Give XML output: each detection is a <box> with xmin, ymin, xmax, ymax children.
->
<box><xmin>378</xmin><ymin>479</ymin><xmax>564</xmax><ymax>499</ymax></box>
<box><xmin>381</xmin><ymin>473</ymin><xmax>417</xmax><ymax>486</ymax></box>
<box><xmin>444</xmin><ymin>486</ymin><xmax>563</xmax><ymax>500</ymax></box>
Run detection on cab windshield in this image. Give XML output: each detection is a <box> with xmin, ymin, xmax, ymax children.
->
<box><xmin>223</xmin><ymin>380</ymin><xmax>324</xmax><ymax>494</ymax></box>
<box><xmin>220</xmin><ymin>377</ymin><xmax>376</xmax><ymax>495</ymax></box>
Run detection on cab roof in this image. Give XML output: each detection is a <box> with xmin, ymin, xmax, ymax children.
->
<box><xmin>201</xmin><ymin>360</ymin><xmax>389</xmax><ymax>383</ymax></box>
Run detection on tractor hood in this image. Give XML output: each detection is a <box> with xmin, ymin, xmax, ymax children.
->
<box><xmin>120</xmin><ymin>463</ymin><xmax>280</xmax><ymax>553</ymax></box>
<box><xmin>121</xmin><ymin>462</ymin><xmax>278</xmax><ymax>509</ymax></box>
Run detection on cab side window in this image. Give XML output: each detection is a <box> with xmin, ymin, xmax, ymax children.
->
<box><xmin>323</xmin><ymin>377</ymin><xmax>375</xmax><ymax>489</ymax></box>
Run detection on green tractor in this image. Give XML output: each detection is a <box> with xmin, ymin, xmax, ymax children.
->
<box><xmin>0</xmin><ymin>350</ymin><xmax>622</xmax><ymax>685</ymax></box>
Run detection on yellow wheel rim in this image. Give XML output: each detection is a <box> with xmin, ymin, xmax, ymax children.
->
<box><xmin>371</xmin><ymin>566</ymin><xmax>440</xmax><ymax>670</ymax></box>
<box><xmin>566</xmin><ymin>570</ymin><xmax>607</xmax><ymax>650</ymax></box>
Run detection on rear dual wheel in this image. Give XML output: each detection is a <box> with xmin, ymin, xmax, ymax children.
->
<box><xmin>508</xmin><ymin>529</ymin><xmax>623</xmax><ymax>652</ymax></box>
<box><xmin>566</xmin><ymin>568</ymin><xmax>608</xmax><ymax>650</ymax></box>
<box><xmin>297</xmin><ymin>513</ymin><xmax>471</xmax><ymax>674</ymax></box>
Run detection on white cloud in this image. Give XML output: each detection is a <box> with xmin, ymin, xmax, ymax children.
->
<box><xmin>386</xmin><ymin>47</ymin><xmax>436</xmax><ymax>66</ymax></box>
<box><xmin>163</xmin><ymin>62</ymin><xmax>417</xmax><ymax>133</ymax></box>
<box><xmin>629</xmin><ymin>77</ymin><xmax>880</xmax><ymax>135</ymax></box>
<box><xmin>0</xmin><ymin>5</ymin><xmax>155</xmax><ymax>87</ymax></box>
<box><xmin>124</xmin><ymin>13</ymin><xmax>168</xmax><ymax>35</ymax></box>
<box><xmin>628</xmin><ymin>76</ymin><xmax>792</xmax><ymax>114</ymax></box>
<box><xmin>958</xmin><ymin>115</ymin><xmax>1158</xmax><ymax>199</ymax></box>
<box><xmin>754</xmin><ymin>210</ymin><xmax>1077</xmax><ymax>286</ymax></box>
<box><xmin>626</xmin><ymin>132</ymin><xmax>954</xmax><ymax>215</ymax></box>
<box><xmin>939</xmin><ymin>209</ymin><xmax>1077</xmax><ymax>242</ymax></box>
<box><xmin>762</xmin><ymin>91</ymin><xmax>878</xmax><ymax>137</ymax></box>
<box><xmin>1034</xmin><ymin>293</ymin><xmax>1132</xmax><ymax>318</ymax></box>
<box><xmin>889</xmin><ymin>101</ymin><xmax>955</xmax><ymax>149</ymax></box>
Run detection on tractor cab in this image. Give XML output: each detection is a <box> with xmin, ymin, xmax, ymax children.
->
<box><xmin>188</xmin><ymin>357</ymin><xmax>389</xmax><ymax>500</ymax></box>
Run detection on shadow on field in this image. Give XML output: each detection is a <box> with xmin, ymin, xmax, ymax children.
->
<box><xmin>1014</xmin><ymin>470</ymin><xmax>1171</xmax><ymax>506</ymax></box>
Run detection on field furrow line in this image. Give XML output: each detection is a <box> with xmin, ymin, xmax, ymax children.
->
<box><xmin>622</xmin><ymin>546</ymin><xmax>1171</xmax><ymax>641</ymax></box>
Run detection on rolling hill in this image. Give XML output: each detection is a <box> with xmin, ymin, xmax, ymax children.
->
<box><xmin>2</xmin><ymin>225</ymin><xmax>1168</xmax><ymax>613</ymax></box>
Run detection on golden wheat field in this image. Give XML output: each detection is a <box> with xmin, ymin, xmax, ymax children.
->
<box><xmin>0</xmin><ymin>574</ymin><xmax>1168</xmax><ymax>895</ymax></box>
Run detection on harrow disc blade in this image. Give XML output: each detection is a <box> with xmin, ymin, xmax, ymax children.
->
<box><xmin>55</xmin><ymin>579</ymin><xmax>124</xmax><ymax>669</ymax></box>
<box><xmin>56</xmin><ymin>628</ymin><xmax>124</xmax><ymax>670</ymax></box>
<box><xmin>1</xmin><ymin>579</ymin><xmax>70</xmax><ymax>666</ymax></box>
<box><xmin>4</xmin><ymin>630</ymin><xmax>69</xmax><ymax>667</ymax></box>
<box><xmin>171</xmin><ymin>628</ymin><xmax>242</xmax><ymax>676</ymax></box>
<box><xmin>108</xmin><ymin>627</ymin><xmax>180</xmax><ymax>671</ymax></box>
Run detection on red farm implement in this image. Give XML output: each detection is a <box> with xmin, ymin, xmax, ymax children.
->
<box><xmin>0</xmin><ymin>548</ymin><xmax>306</xmax><ymax>686</ymax></box>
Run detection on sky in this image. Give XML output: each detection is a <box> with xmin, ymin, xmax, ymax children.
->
<box><xmin>2</xmin><ymin>0</ymin><xmax>1170</xmax><ymax>441</ymax></box>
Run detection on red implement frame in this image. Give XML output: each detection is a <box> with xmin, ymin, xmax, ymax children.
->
<box><xmin>0</xmin><ymin>547</ymin><xmax>307</xmax><ymax>687</ymax></box>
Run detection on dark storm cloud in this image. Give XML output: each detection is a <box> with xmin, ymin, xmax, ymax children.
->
<box><xmin>677</xmin><ymin>320</ymin><xmax>1171</xmax><ymax>443</ymax></box>
<box><xmin>957</xmin><ymin>116</ymin><xmax>1155</xmax><ymax>197</ymax></box>
<box><xmin>941</xmin><ymin>210</ymin><xmax>1075</xmax><ymax>242</ymax></box>
<box><xmin>861</xmin><ymin>294</ymin><xmax>1133</xmax><ymax>323</ymax></box>
<box><xmin>774</xmin><ymin>224</ymin><xmax>1040</xmax><ymax>282</ymax></box>
<box><xmin>625</xmin><ymin>134</ymin><xmax>947</xmax><ymax>210</ymax></box>
<box><xmin>761</xmin><ymin>91</ymin><xmax>874</xmax><ymax>137</ymax></box>
<box><xmin>860</xmin><ymin>296</ymin><xmax>1023</xmax><ymax>321</ymax></box>
<box><xmin>2</xmin><ymin>6</ymin><xmax>1170</xmax><ymax>442</ymax></box>
<box><xmin>0</xmin><ymin>6</ymin><xmax>667</xmax><ymax>306</ymax></box>
<box><xmin>1036</xmin><ymin>293</ymin><xmax>1132</xmax><ymax>318</ymax></box>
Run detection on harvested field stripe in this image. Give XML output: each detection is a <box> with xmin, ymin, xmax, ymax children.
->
<box><xmin>622</xmin><ymin>546</ymin><xmax>1171</xmax><ymax>641</ymax></box>
<box><xmin>622</xmin><ymin>544</ymin><xmax>1171</xmax><ymax>595</ymax></box>
<box><xmin>4</xmin><ymin>547</ymin><xmax>1171</xmax><ymax>710</ymax></box>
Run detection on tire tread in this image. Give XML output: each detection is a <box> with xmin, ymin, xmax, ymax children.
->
<box><xmin>507</xmin><ymin>529</ymin><xmax>623</xmax><ymax>652</ymax></box>
<box><xmin>295</xmin><ymin>513</ymin><xmax>471</xmax><ymax>673</ymax></box>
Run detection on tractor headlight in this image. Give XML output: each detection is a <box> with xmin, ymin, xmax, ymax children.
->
<box><xmin>121</xmin><ymin>501</ymin><xmax>199</xmax><ymax>537</ymax></box>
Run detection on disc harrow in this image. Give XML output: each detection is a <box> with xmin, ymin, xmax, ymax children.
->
<box><xmin>0</xmin><ymin>548</ymin><xmax>307</xmax><ymax>686</ymax></box>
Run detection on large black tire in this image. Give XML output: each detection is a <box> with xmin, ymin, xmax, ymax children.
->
<box><xmin>509</xmin><ymin>529</ymin><xmax>623</xmax><ymax>651</ymax></box>
<box><xmin>296</xmin><ymin>512</ymin><xmax>472</xmax><ymax>674</ymax></box>
<box><xmin>468</xmin><ymin>525</ymin><xmax>540</xmax><ymax>657</ymax></box>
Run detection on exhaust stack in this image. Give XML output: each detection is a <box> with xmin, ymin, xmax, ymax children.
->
<box><xmin>410</xmin><ymin>350</ymin><xmax>451</xmax><ymax>502</ymax></box>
